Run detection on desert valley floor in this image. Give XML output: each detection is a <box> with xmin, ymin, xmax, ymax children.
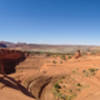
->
<box><xmin>0</xmin><ymin>53</ymin><xmax>100</xmax><ymax>100</ymax></box>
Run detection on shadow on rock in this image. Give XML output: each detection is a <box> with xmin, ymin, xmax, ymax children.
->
<box><xmin>0</xmin><ymin>75</ymin><xmax>35</xmax><ymax>99</ymax></box>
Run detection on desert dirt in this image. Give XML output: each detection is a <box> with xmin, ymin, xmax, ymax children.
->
<box><xmin>1</xmin><ymin>53</ymin><xmax>100</xmax><ymax>100</ymax></box>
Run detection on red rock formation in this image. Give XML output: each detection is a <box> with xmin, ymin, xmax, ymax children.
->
<box><xmin>74</xmin><ymin>50</ymin><xmax>81</xmax><ymax>59</ymax></box>
<box><xmin>0</xmin><ymin>49</ymin><xmax>25</xmax><ymax>74</ymax></box>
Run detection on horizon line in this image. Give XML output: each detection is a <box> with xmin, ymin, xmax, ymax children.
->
<box><xmin>0</xmin><ymin>40</ymin><xmax>100</xmax><ymax>47</ymax></box>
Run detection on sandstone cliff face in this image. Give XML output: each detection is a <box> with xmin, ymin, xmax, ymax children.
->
<box><xmin>0</xmin><ymin>49</ymin><xmax>25</xmax><ymax>74</ymax></box>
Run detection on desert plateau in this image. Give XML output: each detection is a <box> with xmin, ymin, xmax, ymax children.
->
<box><xmin>0</xmin><ymin>42</ymin><xmax>100</xmax><ymax>100</ymax></box>
<box><xmin>0</xmin><ymin>0</ymin><xmax>100</xmax><ymax>99</ymax></box>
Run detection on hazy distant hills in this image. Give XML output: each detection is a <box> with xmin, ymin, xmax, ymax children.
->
<box><xmin>0</xmin><ymin>41</ymin><xmax>100</xmax><ymax>53</ymax></box>
<box><xmin>0</xmin><ymin>43</ymin><xmax>7</xmax><ymax>48</ymax></box>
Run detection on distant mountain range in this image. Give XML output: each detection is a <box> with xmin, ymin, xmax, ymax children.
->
<box><xmin>0</xmin><ymin>41</ymin><xmax>100</xmax><ymax>53</ymax></box>
<box><xmin>0</xmin><ymin>43</ymin><xmax>7</xmax><ymax>48</ymax></box>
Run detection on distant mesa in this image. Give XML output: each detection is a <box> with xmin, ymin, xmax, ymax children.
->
<box><xmin>0</xmin><ymin>43</ymin><xmax>7</xmax><ymax>48</ymax></box>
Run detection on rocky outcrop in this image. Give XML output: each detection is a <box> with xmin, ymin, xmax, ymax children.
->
<box><xmin>23</xmin><ymin>75</ymin><xmax>64</xmax><ymax>100</ymax></box>
<box><xmin>74</xmin><ymin>50</ymin><xmax>81</xmax><ymax>59</ymax></box>
<box><xmin>0</xmin><ymin>49</ymin><xmax>25</xmax><ymax>74</ymax></box>
<box><xmin>24</xmin><ymin>75</ymin><xmax>52</xmax><ymax>100</ymax></box>
<box><xmin>16</xmin><ymin>55</ymin><xmax>46</xmax><ymax>72</ymax></box>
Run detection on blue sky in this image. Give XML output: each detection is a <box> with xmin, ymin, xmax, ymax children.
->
<box><xmin>0</xmin><ymin>0</ymin><xmax>100</xmax><ymax>45</ymax></box>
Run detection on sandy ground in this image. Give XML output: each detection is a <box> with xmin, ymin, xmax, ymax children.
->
<box><xmin>0</xmin><ymin>87</ymin><xmax>35</xmax><ymax>100</ymax></box>
<box><xmin>1</xmin><ymin>55</ymin><xmax>100</xmax><ymax>100</ymax></box>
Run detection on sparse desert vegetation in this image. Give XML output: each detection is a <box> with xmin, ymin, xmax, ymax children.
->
<box><xmin>0</xmin><ymin>45</ymin><xmax>100</xmax><ymax>100</ymax></box>
<box><xmin>1</xmin><ymin>0</ymin><xmax>100</xmax><ymax>100</ymax></box>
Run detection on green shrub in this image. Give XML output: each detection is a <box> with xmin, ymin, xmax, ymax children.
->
<box><xmin>68</xmin><ymin>56</ymin><xmax>72</xmax><ymax>59</ymax></box>
<box><xmin>54</xmin><ymin>83</ymin><xmax>61</xmax><ymax>90</ymax></box>
<box><xmin>61</xmin><ymin>55</ymin><xmax>66</xmax><ymax>60</ymax></box>
<box><xmin>83</xmin><ymin>68</ymin><xmax>99</xmax><ymax>77</ymax></box>
<box><xmin>77</xmin><ymin>83</ymin><xmax>82</xmax><ymax>87</ymax></box>
<box><xmin>53</xmin><ymin>60</ymin><xmax>57</xmax><ymax>64</ymax></box>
